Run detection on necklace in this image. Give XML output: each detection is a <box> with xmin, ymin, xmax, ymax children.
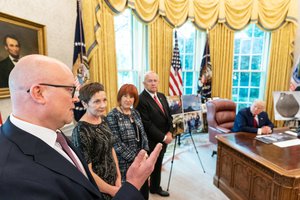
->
<box><xmin>119</xmin><ymin>106</ymin><xmax>140</xmax><ymax>142</ymax></box>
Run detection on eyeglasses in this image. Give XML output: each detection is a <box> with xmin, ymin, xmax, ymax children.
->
<box><xmin>27</xmin><ymin>83</ymin><xmax>76</xmax><ymax>98</ymax></box>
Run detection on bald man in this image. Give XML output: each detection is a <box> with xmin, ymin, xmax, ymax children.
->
<box><xmin>0</xmin><ymin>54</ymin><xmax>162</xmax><ymax>199</ymax></box>
<box><xmin>136</xmin><ymin>71</ymin><xmax>173</xmax><ymax>197</ymax></box>
<box><xmin>232</xmin><ymin>100</ymin><xmax>274</xmax><ymax>135</ymax></box>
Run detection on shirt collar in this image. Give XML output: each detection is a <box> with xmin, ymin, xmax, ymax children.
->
<box><xmin>9</xmin><ymin>55</ymin><xmax>18</xmax><ymax>64</ymax></box>
<box><xmin>10</xmin><ymin>114</ymin><xmax>57</xmax><ymax>148</ymax></box>
<box><xmin>145</xmin><ymin>89</ymin><xmax>157</xmax><ymax>98</ymax></box>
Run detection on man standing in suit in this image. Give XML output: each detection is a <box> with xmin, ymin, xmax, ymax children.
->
<box><xmin>137</xmin><ymin>71</ymin><xmax>173</xmax><ymax>197</ymax></box>
<box><xmin>232</xmin><ymin>99</ymin><xmax>274</xmax><ymax>134</ymax></box>
<box><xmin>0</xmin><ymin>54</ymin><xmax>162</xmax><ymax>199</ymax></box>
<box><xmin>0</xmin><ymin>34</ymin><xmax>21</xmax><ymax>88</ymax></box>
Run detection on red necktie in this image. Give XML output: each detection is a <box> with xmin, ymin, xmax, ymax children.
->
<box><xmin>154</xmin><ymin>95</ymin><xmax>165</xmax><ymax>114</ymax></box>
<box><xmin>56</xmin><ymin>132</ymin><xmax>84</xmax><ymax>174</ymax></box>
<box><xmin>253</xmin><ymin>115</ymin><xmax>258</xmax><ymax>128</ymax></box>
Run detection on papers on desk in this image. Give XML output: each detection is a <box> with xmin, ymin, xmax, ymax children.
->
<box><xmin>255</xmin><ymin>133</ymin><xmax>297</xmax><ymax>145</ymax></box>
<box><xmin>273</xmin><ymin>139</ymin><xmax>300</xmax><ymax>147</ymax></box>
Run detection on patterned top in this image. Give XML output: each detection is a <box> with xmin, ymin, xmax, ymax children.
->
<box><xmin>72</xmin><ymin>119</ymin><xmax>117</xmax><ymax>200</ymax></box>
<box><xmin>106</xmin><ymin>108</ymin><xmax>149</xmax><ymax>182</ymax></box>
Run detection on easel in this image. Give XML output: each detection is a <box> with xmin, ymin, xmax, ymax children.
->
<box><xmin>166</xmin><ymin>132</ymin><xmax>206</xmax><ymax>191</ymax></box>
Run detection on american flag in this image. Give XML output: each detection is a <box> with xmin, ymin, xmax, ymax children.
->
<box><xmin>73</xmin><ymin>0</ymin><xmax>89</xmax><ymax>121</ymax></box>
<box><xmin>169</xmin><ymin>30</ymin><xmax>183</xmax><ymax>96</ymax></box>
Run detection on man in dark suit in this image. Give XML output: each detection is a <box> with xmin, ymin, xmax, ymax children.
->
<box><xmin>232</xmin><ymin>100</ymin><xmax>274</xmax><ymax>134</ymax></box>
<box><xmin>0</xmin><ymin>34</ymin><xmax>21</xmax><ymax>88</ymax></box>
<box><xmin>0</xmin><ymin>54</ymin><xmax>162</xmax><ymax>199</ymax></box>
<box><xmin>137</xmin><ymin>71</ymin><xmax>173</xmax><ymax>197</ymax></box>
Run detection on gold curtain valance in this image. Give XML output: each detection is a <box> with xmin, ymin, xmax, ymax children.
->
<box><xmin>105</xmin><ymin>0</ymin><xmax>298</xmax><ymax>30</ymax></box>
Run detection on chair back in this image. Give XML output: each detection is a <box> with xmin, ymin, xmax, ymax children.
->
<box><xmin>206</xmin><ymin>99</ymin><xmax>236</xmax><ymax>143</ymax></box>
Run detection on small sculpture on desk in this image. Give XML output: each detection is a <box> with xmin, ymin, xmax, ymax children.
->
<box><xmin>276</xmin><ymin>93</ymin><xmax>299</xmax><ymax>118</ymax></box>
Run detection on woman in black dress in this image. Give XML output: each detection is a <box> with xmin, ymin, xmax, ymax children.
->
<box><xmin>72</xmin><ymin>82</ymin><xmax>121</xmax><ymax>200</ymax></box>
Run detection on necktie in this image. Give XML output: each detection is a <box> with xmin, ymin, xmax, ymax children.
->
<box><xmin>154</xmin><ymin>95</ymin><xmax>165</xmax><ymax>114</ymax></box>
<box><xmin>253</xmin><ymin>115</ymin><xmax>258</xmax><ymax>128</ymax></box>
<box><xmin>56</xmin><ymin>132</ymin><xmax>84</xmax><ymax>174</ymax></box>
<box><xmin>13</xmin><ymin>59</ymin><xmax>19</xmax><ymax>62</ymax></box>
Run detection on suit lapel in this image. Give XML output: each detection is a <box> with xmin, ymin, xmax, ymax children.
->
<box><xmin>2</xmin><ymin>119</ymin><xmax>101</xmax><ymax>197</ymax></box>
<box><xmin>143</xmin><ymin>91</ymin><xmax>166</xmax><ymax>117</ymax></box>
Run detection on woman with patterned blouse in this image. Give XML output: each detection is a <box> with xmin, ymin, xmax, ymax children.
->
<box><xmin>72</xmin><ymin>82</ymin><xmax>121</xmax><ymax>200</ymax></box>
<box><xmin>106</xmin><ymin>84</ymin><xmax>149</xmax><ymax>199</ymax></box>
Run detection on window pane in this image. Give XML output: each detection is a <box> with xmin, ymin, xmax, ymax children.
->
<box><xmin>185</xmin><ymin>88</ymin><xmax>192</xmax><ymax>94</ymax></box>
<box><xmin>245</xmin><ymin>25</ymin><xmax>253</xmax><ymax>37</ymax></box>
<box><xmin>251</xmin><ymin>72</ymin><xmax>261</xmax><ymax>86</ymax></box>
<box><xmin>240</xmin><ymin>72</ymin><xmax>250</xmax><ymax>86</ymax></box>
<box><xmin>253</xmin><ymin>39</ymin><xmax>263</xmax><ymax>54</ymax></box>
<box><xmin>233</xmin><ymin>72</ymin><xmax>239</xmax><ymax>86</ymax></box>
<box><xmin>254</xmin><ymin>25</ymin><xmax>264</xmax><ymax>37</ymax></box>
<box><xmin>240</xmin><ymin>56</ymin><xmax>250</xmax><ymax>70</ymax></box>
<box><xmin>239</xmin><ymin>88</ymin><xmax>249</xmax><ymax>102</ymax></box>
<box><xmin>185</xmin><ymin>55</ymin><xmax>193</xmax><ymax>70</ymax></box>
<box><xmin>234</xmin><ymin>39</ymin><xmax>240</xmax><ymax>54</ymax></box>
<box><xmin>251</xmin><ymin>56</ymin><xmax>261</xmax><ymax>70</ymax></box>
<box><xmin>241</xmin><ymin>40</ymin><xmax>251</xmax><ymax>54</ymax></box>
<box><xmin>185</xmin><ymin>37</ymin><xmax>194</xmax><ymax>53</ymax></box>
<box><xmin>238</xmin><ymin>103</ymin><xmax>249</xmax><ymax>110</ymax></box>
<box><xmin>178</xmin><ymin>38</ymin><xmax>184</xmax><ymax>53</ymax></box>
<box><xmin>234</xmin><ymin>56</ymin><xmax>239</xmax><ymax>70</ymax></box>
<box><xmin>249</xmin><ymin>88</ymin><xmax>259</xmax><ymax>101</ymax></box>
<box><xmin>184</xmin><ymin>72</ymin><xmax>193</xmax><ymax>86</ymax></box>
<box><xmin>115</xmin><ymin>10</ymin><xmax>132</xmax><ymax>70</ymax></box>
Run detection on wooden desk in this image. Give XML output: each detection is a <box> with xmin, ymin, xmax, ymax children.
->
<box><xmin>214</xmin><ymin>132</ymin><xmax>300</xmax><ymax>200</ymax></box>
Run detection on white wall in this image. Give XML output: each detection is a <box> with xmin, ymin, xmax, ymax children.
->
<box><xmin>0</xmin><ymin>0</ymin><xmax>76</xmax><ymax>121</ymax></box>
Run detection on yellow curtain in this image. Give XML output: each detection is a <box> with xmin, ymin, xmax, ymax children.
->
<box><xmin>149</xmin><ymin>17</ymin><xmax>173</xmax><ymax>94</ymax></box>
<box><xmin>104</xmin><ymin>0</ymin><xmax>298</xmax><ymax>30</ymax></box>
<box><xmin>265</xmin><ymin>22</ymin><xmax>296</xmax><ymax>127</ymax></box>
<box><xmin>128</xmin><ymin>0</ymin><xmax>159</xmax><ymax>23</ymax></box>
<box><xmin>83</xmin><ymin>0</ymin><xmax>118</xmax><ymax>112</ymax></box>
<box><xmin>209</xmin><ymin>24</ymin><xmax>234</xmax><ymax>99</ymax></box>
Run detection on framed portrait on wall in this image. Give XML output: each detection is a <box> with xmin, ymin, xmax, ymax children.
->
<box><xmin>0</xmin><ymin>12</ymin><xmax>46</xmax><ymax>98</ymax></box>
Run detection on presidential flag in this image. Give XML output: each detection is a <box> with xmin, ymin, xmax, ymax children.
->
<box><xmin>197</xmin><ymin>38</ymin><xmax>212</xmax><ymax>103</ymax></box>
<box><xmin>73</xmin><ymin>0</ymin><xmax>89</xmax><ymax>121</ymax></box>
<box><xmin>289</xmin><ymin>56</ymin><xmax>300</xmax><ymax>91</ymax></box>
<box><xmin>73</xmin><ymin>0</ymin><xmax>90</xmax><ymax>90</ymax></box>
<box><xmin>169</xmin><ymin>30</ymin><xmax>183</xmax><ymax>96</ymax></box>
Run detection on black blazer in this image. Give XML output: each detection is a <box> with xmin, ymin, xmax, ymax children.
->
<box><xmin>136</xmin><ymin>90</ymin><xmax>173</xmax><ymax>152</ymax></box>
<box><xmin>231</xmin><ymin>107</ymin><xmax>274</xmax><ymax>133</ymax></box>
<box><xmin>0</xmin><ymin>57</ymin><xmax>14</xmax><ymax>88</ymax></box>
<box><xmin>0</xmin><ymin>118</ymin><xmax>143</xmax><ymax>200</ymax></box>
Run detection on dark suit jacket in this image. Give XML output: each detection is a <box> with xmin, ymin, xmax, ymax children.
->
<box><xmin>231</xmin><ymin>107</ymin><xmax>274</xmax><ymax>133</ymax></box>
<box><xmin>0</xmin><ymin>118</ymin><xmax>143</xmax><ymax>200</ymax></box>
<box><xmin>0</xmin><ymin>57</ymin><xmax>14</xmax><ymax>88</ymax></box>
<box><xmin>136</xmin><ymin>90</ymin><xmax>173</xmax><ymax>152</ymax></box>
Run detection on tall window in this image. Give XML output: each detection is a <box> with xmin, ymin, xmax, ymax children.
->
<box><xmin>232</xmin><ymin>24</ymin><xmax>270</xmax><ymax>110</ymax></box>
<box><xmin>177</xmin><ymin>22</ymin><xmax>206</xmax><ymax>94</ymax></box>
<box><xmin>114</xmin><ymin>9</ymin><xmax>148</xmax><ymax>91</ymax></box>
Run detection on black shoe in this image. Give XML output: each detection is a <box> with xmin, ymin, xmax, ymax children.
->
<box><xmin>150</xmin><ymin>188</ymin><xmax>170</xmax><ymax>197</ymax></box>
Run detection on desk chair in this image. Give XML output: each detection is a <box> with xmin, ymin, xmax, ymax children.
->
<box><xmin>206</xmin><ymin>99</ymin><xmax>236</xmax><ymax>156</ymax></box>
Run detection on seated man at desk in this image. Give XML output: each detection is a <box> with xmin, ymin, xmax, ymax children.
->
<box><xmin>232</xmin><ymin>100</ymin><xmax>274</xmax><ymax>135</ymax></box>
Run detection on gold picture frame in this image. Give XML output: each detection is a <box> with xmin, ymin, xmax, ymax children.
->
<box><xmin>0</xmin><ymin>12</ymin><xmax>46</xmax><ymax>98</ymax></box>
